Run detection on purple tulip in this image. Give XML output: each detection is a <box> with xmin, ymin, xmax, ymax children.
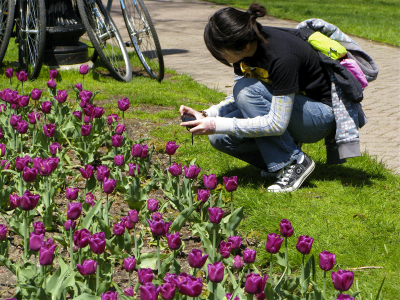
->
<box><xmin>265</xmin><ymin>233</ymin><xmax>284</xmax><ymax>254</ymax></box>
<box><xmin>79</xmin><ymin>65</ymin><xmax>89</xmax><ymax>75</ymax></box>
<box><xmin>9</xmin><ymin>194</ymin><xmax>21</xmax><ymax>209</ymax></box>
<box><xmin>118</xmin><ymin>98</ymin><xmax>130</xmax><ymax>111</ymax></box>
<box><xmin>77</xmin><ymin>259</ymin><xmax>97</xmax><ymax>276</ymax></box>
<box><xmin>174</xmin><ymin>273</ymin><xmax>202</xmax><ymax>297</ymax></box>
<box><xmin>197</xmin><ymin>189</ymin><xmax>210</xmax><ymax>204</ymax></box>
<box><xmin>80</xmin><ymin>124</ymin><xmax>92</xmax><ymax>136</ymax></box>
<box><xmin>147</xmin><ymin>217</ymin><xmax>171</xmax><ymax>237</ymax></box>
<box><xmin>0</xmin><ymin>128</ymin><xmax>2</xmax><ymax>139</ymax></box>
<box><xmin>43</xmin><ymin>123</ymin><xmax>55</xmax><ymax>137</ymax></box>
<box><xmin>123</xmin><ymin>287</ymin><xmax>135</xmax><ymax>297</ymax></box>
<box><xmin>34</xmin><ymin>222</ymin><xmax>45</xmax><ymax>234</ymax></box>
<box><xmin>18</xmin><ymin>95</ymin><xmax>29</xmax><ymax>107</ymax></box>
<box><xmin>131</xmin><ymin>144</ymin><xmax>143</xmax><ymax>157</ymax></box>
<box><xmin>335</xmin><ymin>295</ymin><xmax>355</xmax><ymax>300</ymax></box>
<box><xmin>128</xmin><ymin>163</ymin><xmax>140</xmax><ymax>176</ymax></box>
<box><xmin>16</xmin><ymin>120</ymin><xmax>29</xmax><ymax>134</ymax></box>
<box><xmin>188</xmin><ymin>249</ymin><xmax>209</xmax><ymax>269</ymax></box>
<box><xmin>164</xmin><ymin>273</ymin><xmax>178</xmax><ymax>287</ymax></box>
<box><xmin>1</xmin><ymin>89</ymin><xmax>17</xmax><ymax>103</ymax></box>
<box><xmin>83</xmin><ymin>116</ymin><xmax>92</xmax><ymax>124</ymax></box>
<box><xmin>159</xmin><ymin>282</ymin><xmax>175</xmax><ymax>300</ymax></box>
<box><xmin>67</xmin><ymin>202</ymin><xmax>82</xmax><ymax>220</ymax></box>
<box><xmin>279</xmin><ymin>219</ymin><xmax>294</xmax><ymax>238</ymax></box>
<box><xmin>220</xmin><ymin>240</ymin><xmax>232</xmax><ymax>259</ymax></box>
<box><xmin>85</xmin><ymin>192</ymin><xmax>96</xmax><ymax>207</ymax></box>
<box><xmin>103</xmin><ymin>177</ymin><xmax>116</xmax><ymax>194</ymax></box>
<box><xmin>35</xmin><ymin>157</ymin><xmax>58</xmax><ymax>176</ymax></box>
<box><xmin>0</xmin><ymin>224</ymin><xmax>7</xmax><ymax>241</ymax></box>
<box><xmin>203</xmin><ymin>174</ymin><xmax>217</xmax><ymax>190</ymax></box>
<box><xmin>92</xmin><ymin>106</ymin><xmax>105</xmax><ymax>118</ymax></box>
<box><xmin>50</xmin><ymin>142</ymin><xmax>61</xmax><ymax>156</ymax></box>
<box><xmin>74</xmin><ymin>228</ymin><xmax>91</xmax><ymax>248</ymax></box>
<box><xmin>233</xmin><ymin>255</ymin><xmax>244</xmax><ymax>269</ymax></box>
<box><xmin>208</xmin><ymin>207</ymin><xmax>224</xmax><ymax>224</ymax></box>
<box><xmin>296</xmin><ymin>235</ymin><xmax>314</xmax><ymax>255</ymax></box>
<box><xmin>319</xmin><ymin>250</ymin><xmax>336</xmax><ymax>271</ymax></box>
<box><xmin>139</xmin><ymin>282</ymin><xmax>160</xmax><ymax>300</ymax></box>
<box><xmin>0</xmin><ymin>159</ymin><xmax>10</xmax><ymax>169</ymax></box>
<box><xmin>47</xmin><ymin>78</ymin><xmax>57</xmax><ymax>89</ymax></box>
<box><xmin>15</xmin><ymin>155</ymin><xmax>32</xmax><ymax>171</ymax></box>
<box><xmin>89</xmin><ymin>232</ymin><xmax>106</xmax><ymax>254</ymax></box>
<box><xmin>228</xmin><ymin>236</ymin><xmax>242</xmax><ymax>250</ymax></box>
<box><xmin>5</xmin><ymin>68</ymin><xmax>13</xmax><ymax>78</ymax></box>
<box><xmin>223</xmin><ymin>176</ymin><xmax>238</xmax><ymax>192</ymax></box>
<box><xmin>30</xmin><ymin>88</ymin><xmax>42</xmax><ymax>101</ymax></box>
<box><xmin>184</xmin><ymin>165</ymin><xmax>201</xmax><ymax>179</ymax></box>
<box><xmin>79</xmin><ymin>165</ymin><xmax>94</xmax><ymax>179</ymax></box>
<box><xmin>74</xmin><ymin>83</ymin><xmax>82</xmax><ymax>91</ymax></box>
<box><xmin>245</xmin><ymin>273</ymin><xmax>263</xmax><ymax>294</ymax></box>
<box><xmin>111</xmin><ymin>134</ymin><xmax>123</xmax><ymax>148</ymax></box>
<box><xmin>124</xmin><ymin>256</ymin><xmax>136</xmax><ymax>272</ymax></box>
<box><xmin>67</xmin><ymin>189</ymin><xmax>80</xmax><ymax>203</ymax></box>
<box><xmin>39</xmin><ymin>238</ymin><xmax>57</xmax><ymax>265</ymax></box>
<box><xmin>101</xmin><ymin>291</ymin><xmax>118</xmax><ymax>300</ymax></box>
<box><xmin>64</xmin><ymin>220</ymin><xmax>77</xmax><ymax>231</ymax></box>
<box><xmin>73</xmin><ymin>111</ymin><xmax>82</xmax><ymax>120</ymax></box>
<box><xmin>139</xmin><ymin>268</ymin><xmax>155</xmax><ymax>285</ymax></box>
<box><xmin>128</xmin><ymin>209</ymin><xmax>139</xmax><ymax>224</ymax></box>
<box><xmin>107</xmin><ymin>114</ymin><xmax>119</xmax><ymax>125</ymax></box>
<box><xmin>166</xmin><ymin>232</ymin><xmax>181</xmax><ymax>250</ymax></box>
<box><xmin>208</xmin><ymin>262</ymin><xmax>225</xmax><ymax>283</ymax></box>
<box><xmin>79</xmin><ymin>91</ymin><xmax>93</xmax><ymax>107</ymax></box>
<box><xmin>0</xmin><ymin>104</ymin><xmax>6</xmax><ymax>112</ymax></box>
<box><xmin>29</xmin><ymin>232</ymin><xmax>44</xmax><ymax>251</ymax></box>
<box><xmin>22</xmin><ymin>166</ymin><xmax>38</xmax><ymax>182</ymax></box>
<box><xmin>10</xmin><ymin>114</ymin><xmax>21</xmax><ymax>127</ymax></box>
<box><xmin>147</xmin><ymin>198</ymin><xmax>160</xmax><ymax>212</ymax></box>
<box><xmin>255</xmin><ymin>275</ymin><xmax>269</xmax><ymax>300</ymax></box>
<box><xmin>54</xmin><ymin>90</ymin><xmax>68</xmax><ymax>103</ymax></box>
<box><xmin>0</xmin><ymin>143</ymin><xmax>5</xmax><ymax>157</ymax></box>
<box><xmin>113</xmin><ymin>222</ymin><xmax>125</xmax><ymax>236</ymax></box>
<box><xmin>16</xmin><ymin>71</ymin><xmax>28</xmax><ymax>82</ymax></box>
<box><xmin>165</xmin><ymin>141</ymin><xmax>179</xmax><ymax>155</ymax></box>
<box><xmin>96</xmin><ymin>165</ymin><xmax>110</xmax><ymax>181</ymax></box>
<box><xmin>20</xmin><ymin>190</ymin><xmax>40</xmax><ymax>210</ymax></box>
<box><xmin>141</xmin><ymin>145</ymin><xmax>149</xmax><ymax>158</ymax></box>
<box><xmin>82</xmin><ymin>104</ymin><xmax>94</xmax><ymax>117</ymax></box>
<box><xmin>49</xmin><ymin>69</ymin><xmax>58</xmax><ymax>79</ymax></box>
<box><xmin>243</xmin><ymin>248</ymin><xmax>257</xmax><ymax>264</ymax></box>
<box><xmin>332</xmin><ymin>270</ymin><xmax>354</xmax><ymax>292</ymax></box>
<box><xmin>114</xmin><ymin>155</ymin><xmax>124</xmax><ymax>166</ymax></box>
<box><xmin>226</xmin><ymin>293</ymin><xmax>240</xmax><ymax>300</ymax></box>
<box><xmin>168</xmin><ymin>162</ymin><xmax>182</xmax><ymax>176</ymax></box>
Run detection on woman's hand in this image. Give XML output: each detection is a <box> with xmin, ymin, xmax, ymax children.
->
<box><xmin>179</xmin><ymin>105</ymin><xmax>204</xmax><ymax>120</ymax></box>
<box><xmin>181</xmin><ymin>117</ymin><xmax>216</xmax><ymax>135</ymax></box>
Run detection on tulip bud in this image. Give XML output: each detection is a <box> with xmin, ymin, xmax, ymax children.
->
<box><xmin>226</xmin><ymin>293</ymin><xmax>240</xmax><ymax>300</ymax></box>
<box><xmin>243</xmin><ymin>248</ymin><xmax>256</xmax><ymax>264</ymax></box>
<box><xmin>30</xmin><ymin>88</ymin><xmax>42</xmax><ymax>101</ymax></box>
<box><xmin>166</xmin><ymin>232</ymin><xmax>181</xmax><ymax>250</ymax></box>
<box><xmin>141</xmin><ymin>145</ymin><xmax>149</xmax><ymax>158</ymax></box>
<box><xmin>228</xmin><ymin>236</ymin><xmax>242</xmax><ymax>250</ymax></box>
<box><xmin>219</xmin><ymin>240</ymin><xmax>232</xmax><ymax>258</ymax></box>
<box><xmin>208</xmin><ymin>262</ymin><xmax>225</xmax><ymax>283</ymax></box>
<box><xmin>49</xmin><ymin>69</ymin><xmax>58</xmax><ymax>79</ymax></box>
<box><xmin>124</xmin><ymin>256</ymin><xmax>136</xmax><ymax>272</ymax></box>
<box><xmin>131</xmin><ymin>144</ymin><xmax>143</xmax><ymax>157</ymax></box>
<box><xmin>111</xmin><ymin>134</ymin><xmax>123</xmax><ymax>148</ymax></box>
<box><xmin>184</xmin><ymin>164</ymin><xmax>201</xmax><ymax>179</ymax></box>
<box><xmin>208</xmin><ymin>207</ymin><xmax>224</xmax><ymax>224</ymax></box>
<box><xmin>147</xmin><ymin>218</ymin><xmax>171</xmax><ymax>237</ymax></box>
<box><xmin>74</xmin><ymin>83</ymin><xmax>83</xmax><ymax>91</ymax></box>
<box><xmin>16</xmin><ymin>71</ymin><xmax>28</xmax><ymax>82</ymax></box>
<box><xmin>79</xmin><ymin>90</ymin><xmax>93</xmax><ymax>107</ymax></box>
<box><xmin>103</xmin><ymin>177</ymin><xmax>116</xmax><ymax>194</ymax></box>
<box><xmin>107</xmin><ymin>114</ymin><xmax>119</xmax><ymax>125</ymax></box>
<box><xmin>101</xmin><ymin>291</ymin><xmax>118</xmax><ymax>300</ymax></box>
<box><xmin>77</xmin><ymin>259</ymin><xmax>97</xmax><ymax>276</ymax></box>
<box><xmin>159</xmin><ymin>282</ymin><xmax>175</xmax><ymax>300</ymax></box>
<box><xmin>188</xmin><ymin>249</ymin><xmax>209</xmax><ymax>269</ymax></box>
<box><xmin>223</xmin><ymin>176</ymin><xmax>238</xmax><ymax>192</ymax></box>
<box><xmin>49</xmin><ymin>142</ymin><xmax>61</xmax><ymax>156</ymax></box>
<box><xmin>39</xmin><ymin>238</ymin><xmax>57</xmax><ymax>265</ymax></box>
<box><xmin>168</xmin><ymin>162</ymin><xmax>182</xmax><ymax>176</ymax></box>
<box><xmin>128</xmin><ymin>209</ymin><xmax>139</xmax><ymax>224</ymax></box>
<box><xmin>73</xmin><ymin>111</ymin><xmax>82</xmax><ymax>120</ymax></box>
<box><xmin>64</xmin><ymin>220</ymin><xmax>77</xmax><ymax>231</ymax></box>
<box><xmin>331</xmin><ymin>270</ymin><xmax>354</xmax><ymax>292</ymax></box>
<box><xmin>92</xmin><ymin>106</ymin><xmax>105</xmax><ymax>118</ymax></box>
<box><xmin>79</xmin><ymin>165</ymin><xmax>94</xmax><ymax>179</ymax></box>
<box><xmin>82</xmin><ymin>104</ymin><xmax>94</xmax><ymax>117</ymax></box>
<box><xmin>80</xmin><ymin>65</ymin><xmax>89</xmax><ymax>75</ymax></box>
<box><xmin>81</xmin><ymin>124</ymin><xmax>92</xmax><ymax>136</ymax></box>
<box><xmin>138</xmin><ymin>268</ymin><xmax>155</xmax><ymax>285</ymax></box>
<box><xmin>114</xmin><ymin>155</ymin><xmax>124</xmax><ymax>166</ymax></box>
<box><xmin>18</xmin><ymin>95</ymin><xmax>29</xmax><ymax>107</ymax></box>
<box><xmin>0</xmin><ymin>224</ymin><xmax>7</xmax><ymax>241</ymax></box>
<box><xmin>147</xmin><ymin>198</ymin><xmax>160</xmax><ymax>212</ymax></box>
<box><xmin>16</xmin><ymin>120</ymin><xmax>29</xmax><ymax>134</ymax></box>
<box><xmin>88</xmin><ymin>232</ymin><xmax>106</xmax><ymax>254</ymax></box>
<box><xmin>245</xmin><ymin>273</ymin><xmax>263</xmax><ymax>294</ymax></box>
<box><xmin>165</xmin><ymin>141</ymin><xmax>179</xmax><ymax>156</ymax></box>
<box><xmin>20</xmin><ymin>190</ymin><xmax>40</xmax><ymax>211</ymax></box>
<box><xmin>233</xmin><ymin>255</ymin><xmax>244</xmax><ymax>269</ymax></box>
<box><xmin>265</xmin><ymin>233</ymin><xmax>284</xmax><ymax>254</ymax></box>
<box><xmin>296</xmin><ymin>235</ymin><xmax>314</xmax><ymax>255</ymax></box>
<box><xmin>96</xmin><ymin>165</ymin><xmax>110</xmax><ymax>181</ymax></box>
<box><xmin>197</xmin><ymin>189</ymin><xmax>210</xmax><ymax>203</ymax></box>
<box><xmin>174</xmin><ymin>273</ymin><xmax>202</xmax><ymax>297</ymax></box>
<box><xmin>34</xmin><ymin>221</ymin><xmax>45</xmax><ymax>234</ymax></box>
<box><xmin>65</xmin><ymin>187</ymin><xmax>79</xmax><ymax>200</ymax></box>
<box><xmin>118</xmin><ymin>98</ymin><xmax>130</xmax><ymax>111</ymax></box>
<box><xmin>319</xmin><ymin>250</ymin><xmax>336</xmax><ymax>271</ymax></box>
<box><xmin>5</xmin><ymin>68</ymin><xmax>13</xmax><ymax>78</ymax></box>
<box><xmin>128</xmin><ymin>163</ymin><xmax>140</xmax><ymax>176</ymax></box>
<box><xmin>9</xmin><ymin>194</ymin><xmax>21</xmax><ymax>209</ymax></box>
<box><xmin>43</xmin><ymin>123</ymin><xmax>56</xmax><ymax>137</ymax></box>
<box><xmin>123</xmin><ymin>286</ymin><xmax>135</xmax><ymax>297</ymax></box>
<box><xmin>85</xmin><ymin>192</ymin><xmax>96</xmax><ymax>207</ymax></box>
<box><xmin>67</xmin><ymin>202</ymin><xmax>82</xmax><ymax>220</ymax></box>
<box><xmin>279</xmin><ymin>219</ymin><xmax>294</xmax><ymax>237</ymax></box>
<box><xmin>22</xmin><ymin>166</ymin><xmax>38</xmax><ymax>182</ymax></box>
<box><xmin>29</xmin><ymin>232</ymin><xmax>44</xmax><ymax>251</ymax></box>
<box><xmin>113</xmin><ymin>222</ymin><xmax>125</xmax><ymax>236</ymax></box>
<box><xmin>54</xmin><ymin>90</ymin><xmax>68</xmax><ymax>103</ymax></box>
<box><xmin>74</xmin><ymin>228</ymin><xmax>90</xmax><ymax>248</ymax></box>
<box><xmin>203</xmin><ymin>174</ymin><xmax>217</xmax><ymax>190</ymax></box>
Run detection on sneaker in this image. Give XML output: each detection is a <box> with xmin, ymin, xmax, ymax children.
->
<box><xmin>267</xmin><ymin>153</ymin><xmax>315</xmax><ymax>193</ymax></box>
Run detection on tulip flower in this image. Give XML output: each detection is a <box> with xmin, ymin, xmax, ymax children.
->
<box><xmin>319</xmin><ymin>250</ymin><xmax>336</xmax><ymax>271</ymax></box>
<box><xmin>147</xmin><ymin>218</ymin><xmax>171</xmax><ymax>237</ymax></box>
<box><xmin>188</xmin><ymin>249</ymin><xmax>209</xmax><ymax>269</ymax></box>
<box><xmin>265</xmin><ymin>233</ymin><xmax>284</xmax><ymax>254</ymax></box>
<box><xmin>166</xmin><ymin>231</ymin><xmax>181</xmax><ymax>250</ymax></box>
<box><xmin>18</xmin><ymin>95</ymin><xmax>29</xmax><ymax>107</ymax></box>
<box><xmin>29</xmin><ymin>232</ymin><xmax>44</xmax><ymax>251</ymax></box>
<box><xmin>96</xmin><ymin>165</ymin><xmax>110</xmax><ymax>181</ymax></box>
<box><xmin>128</xmin><ymin>163</ymin><xmax>140</xmax><ymax>176</ymax></box>
<box><xmin>111</xmin><ymin>134</ymin><xmax>123</xmax><ymax>148</ymax></box>
<box><xmin>54</xmin><ymin>90</ymin><xmax>68</xmax><ymax>103</ymax></box>
<box><xmin>226</xmin><ymin>293</ymin><xmax>240</xmax><ymax>300</ymax></box>
<box><xmin>124</xmin><ymin>256</ymin><xmax>136</xmax><ymax>272</ymax></box>
<box><xmin>197</xmin><ymin>189</ymin><xmax>210</xmax><ymax>203</ymax></box>
<box><xmin>85</xmin><ymin>192</ymin><xmax>96</xmax><ymax>207</ymax></box>
<box><xmin>159</xmin><ymin>282</ymin><xmax>175</xmax><ymax>300</ymax></box>
<box><xmin>81</xmin><ymin>124</ymin><xmax>92</xmax><ymax>136</ymax></box>
<box><xmin>20</xmin><ymin>190</ymin><xmax>40</xmax><ymax>210</ymax></box>
<box><xmin>0</xmin><ymin>160</ymin><xmax>10</xmax><ymax>169</ymax></box>
<box><xmin>255</xmin><ymin>275</ymin><xmax>268</xmax><ymax>300</ymax></box>
<box><xmin>233</xmin><ymin>255</ymin><xmax>244</xmax><ymax>269</ymax></box>
<box><xmin>138</xmin><ymin>268</ymin><xmax>155</xmax><ymax>285</ymax></box>
<box><xmin>139</xmin><ymin>282</ymin><xmax>160</xmax><ymax>300</ymax></box>
<box><xmin>245</xmin><ymin>273</ymin><xmax>263</xmax><ymax>294</ymax></box>
<box><xmin>77</xmin><ymin>259</ymin><xmax>97</xmax><ymax>276</ymax></box>
<box><xmin>203</xmin><ymin>174</ymin><xmax>217</xmax><ymax>190</ymax></box>
<box><xmin>335</xmin><ymin>295</ymin><xmax>355</xmax><ymax>300</ymax></box>
<box><xmin>10</xmin><ymin>114</ymin><xmax>21</xmax><ymax>127</ymax></box>
<box><xmin>16</xmin><ymin>71</ymin><xmax>28</xmax><ymax>82</ymax></box>
<box><xmin>219</xmin><ymin>240</ymin><xmax>232</xmax><ymax>259</ymax></box>
<box><xmin>118</xmin><ymin>98</ymin><xmax>130</xmax><ymax>111</ymax></box>
<box><xmin>22</xmin><ymin>166</ymin><xmax>38</xmax><ymax>182</ymax></box>
<box><xmin>296</xmin><ymin>235</ymin><xmax>314</xmax><ymax>255</ymax></box>
<box><xmin>0</xmin><ymin>224</ymin><xmax>7</xmax><ymax>241</ymax></box>
<box><xmin>184</xmin><ymin>164</ymin><xmax>201</xmax><ymax>179</ymax></box>
<box><xmin>30</xmin><ymin>88</ymin><xmax>42</xmax><ymax>101</ymax></box>
<box><xmin>83</xmin><ymin>116</ymin><xmax>92</xmax><ymax>124</ymax></box>
<box><xmin>5</xmin><ymin>68</ymin><xmax>13</xmax><ymax>78</ymax></box>
<box><xmin>43</xmin><ymin>123</ymin><xmax>55</xmax><ymax>137</ymax></box>
<box><xmin>114</xmin><ymin>155</ymin><xmax>124</xmax><ymax>166</ymax></box>
<box><xmin>165</xmin><ymin>141</ymin><xmax>179</xmax><ymax>155</ymax></box>
<box><xmin>82</xmin><ymin>104</ymin><xmax>94</xmax><ymax>116</ymax></box>
<box><xmin>101</xmin><ymin>291</ymin><xmax>118</xmax><ymax>300</ymax></box>
<box><xmin>121</xmin><ymin>216</ymin><xmax>134</xmax><ymax>231</ymax></box>
<box><xmin>113</xmin><ymin>222</ymin><xmax>125</xmax><ymax>236</ymax></box>
<box><xmin>0</xmin><ymin>144</ymin><xmax>5</xmax><ymax>157</ymax></box>
<box><xmin>79</xmin><ymin>165</ymin><xmax>94</xmax><ymax>179</ymax></box>
<box><xmin>74</xmin><ymin>83</ymin><xmax>82</xmax><ymax>91</ymax></box>
<box><xmin>39</xmin><ymin>238</ymin><xmax>57</xmax><ymax>265</ymax></box>
<box><xmin>208</xmin><ymin>262</ymin><xmax>225</xmax><ymax>283</ymax></box>
<box><xmin>73</xmin><ymin>111</ymin><xmax>82</xmax><ymax>120</ymax></box>
<box><xmin>331</xmin><ymin>270</ymin><xmax>354</xmax><ymax>292</ymax></box>
<box><xmin>67</xmin><ymin>202</ymin><xmax>82</xmax><ymax>220</ymax></box>
<box><xmin>243</xmin><ymin>248</ymin><xmax>257</xmax><ymax>264</ymax></box>
<box><xmin>88</xmin><ymin>232</ymin><xmax>106</xmax><ymax>254</ymax></box>
<box><xmin>208</xmin><ymin>207</ymin><xmax>224</xmax><ymax>224</ymax></box>
<box><xmin>64</xmin><ymin>220</ymin><xmax>77</xmax><ymax>231</ymax></box>
<box><xmin>223</xmin><ymin>176</ymin><xmax>238</xmax><ymax>192</ymax></box>
<box><xmin>46</xmin><ymin>78</ymin><xmax>57</xmax><ymax>89</ymax></box>
<box><xmin>147</xmin><ymin>198</ymin><xmax>160</xmax><ymax>212</ymax></box>
<box><xmin>35</xmin><ymin>157</ymin><xmax>58</xmax><ymax>176</ymax></box>
<box><xmin>80</xmin><ymin>64</ymin><xmax>89</xmax><ymax>75</ymax></box>
<box><xmin>49</xmin><ymin>69</ymin><xmax>58</xmax><ymax>79</ymax></box>
<box><xmin>103</xmin><ymin>177</ymin><xmax>116</xmax><ymax>194</ymax></box>
<box><xmin>168</xmin><ymin>162</ymin><xmax>182</xmax><ymax>176</ymax></box>
<box><xmin>141</xmin><ymin>145</ymin><xmax>149</xmax><ymax>158</ymax></box>
<box><xmin>123</xmin><ymin>287</ymin><xmax>135</xmax><ymax>297</ymax></box>
<box><xmin>131</xmin><ymin>144</ymin><xmax>143</xmax><ymax>157</ymax></box>
<box><xmin>15</xmin><ymin>155</ymin><xmax>31</xmax><ymax>171</ymax></box>
<box><xmin>174</xmin><ymin>273</ymin><xmax>202</xmax><ymax>297</ymax></box>
<box><xmin>279</xmin><ymin>219</ymin><xmax>294</xmax><ymax>237</ymax></box>
<box><xmin>228</xmin><ymin>236</ymin><xmax>242</xmax><ymax>250</ymax></box>
<box><xmin>49</xmin><ymin>142</ymin><xmax>61</xmax><ymax>156</ymax></box>
<box><xmin>34</xmin><ymin>222</ymin><xmax>45</xmax><ymax>234</ymax></box>
<box><xmin>65</xmin><ymin>187</ymin><xmax>79</xmax><ymax>201</ymax></box>
<box><xmin>74</xmin><ymin>228</ymin><xmax>91</xmax><ymax>248</ymax></box>
<box><xmin>0</xmin><ymin>104</ymin><xmax>6</xmax><ymax>112</ymax></box>
<box><xmin>79</xmin><ymin>90</ymin><xmax>93</xmax><ymax>107</ymax></box>
<box><xmin>164</xmin><ymin>273</ymin><xmax>178</xmax><ymax>287</ymax></box>
<box><xmin>16</xmin><ymin>120</ymin><xmax>28</xmax><ymax>134</ymax></box>
<box><xmin>9</xmin><ymin>194</ymin><xmax>21</xmax><ymax>209</ymax></box>
<box><xmin>128</xmin><ymin>209</ymin><xmax>139</xmax><ymax>223</ymax></box>
<box><xmin>107</xmin><ymin>114</ymin><xmax>119</xmax><ymax>125</ymax></box>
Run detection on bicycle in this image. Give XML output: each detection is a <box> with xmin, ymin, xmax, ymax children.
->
<box><xmin>106</xmin><ymin>0</ymin><xmax>164</xmax><ymax>81</ymax></box>
<box><xmin>0</xmin><ymin>0</ymin><xmax>15</xmax><ymax>64</ymax></box>
<box><xmin>76</xmin><ymin>0</ymin><xmax>132</xmax><ymax>82</ymax></box>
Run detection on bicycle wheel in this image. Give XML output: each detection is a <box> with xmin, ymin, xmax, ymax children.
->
<box><xmin>0</xmin><ymin>0</ymin><xmax>15</xmax><ymax>63</ymax></box>
<box><xmin>18</xmin><ymin>0</ymin><xmax>46</xmax><ymax>80</ymax></box>
<box><xmin>77</xmin><ymin>0</ymin><xmax>132</xmax><ymax>82</ymax></box>
<box><xmin>121</xmin><ymin>0</ymin><xmax>164</xmax><ymax>81</ymax></box>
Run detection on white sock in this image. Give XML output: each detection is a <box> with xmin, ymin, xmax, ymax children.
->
<box><xmin>296</xmin><ymin>152</ymin><xmax>305</xmax><ymax>164</ymax></box>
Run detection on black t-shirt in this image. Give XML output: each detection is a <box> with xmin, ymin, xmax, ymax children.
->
<box><xmin>233</xmin><ymin>26</ymin><xmax>332</xmax><ymax>106</ymax></box>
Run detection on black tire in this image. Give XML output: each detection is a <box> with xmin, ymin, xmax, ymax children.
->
<box><xmin>121</xmin><ymin>0</ymin><xmax>164</xmax><ymax>81</ymax></box>
<box><xmin>18</xmin><ymin>0</ymin><xmax>46</xmax><ymax>80</ymax></box>
<box><xmin>77</xmin><ymin>0</ymin><xmax>132</xmax><ymax>82</ymax></box>
<box><xmin>0</xmin><ymin>0</ymin><xmax>15</xmax><ymax>64</ymax></box>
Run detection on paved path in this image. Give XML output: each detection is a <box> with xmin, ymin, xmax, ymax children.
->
<box><xmin>108</xmin><ymin>0</ymin><xmax>400</xmax><ymax>174</ymax></box>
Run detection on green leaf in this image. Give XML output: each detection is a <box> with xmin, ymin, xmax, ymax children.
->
<box><xmin>81</xmin><ymin>200</ymin><xmax>102</xmax><ymax>229</ymax></box>
<box><xmin>72</xmin><ymin>294</ymin><xmax>101</xmax><ymax>300</ymax></box>
<box><xmin>375</xmin><ymin>277</ymin><xmax>386</xmax><ymax>300</ymax></box>
<box><xmin>194</xmin><ymin>223</ymin><xmax>213</xmax><ymax>257</ymax></box>
<box><xmin>106</xmin><ymin>237</ymin><xmax>123</xmax><ymax>256</ymax></box>
<box><xmin>124</xmin><ymin>228</ymin><xmax>132</xmax><ymax>254</ymax></box>
<box><xmin>137</xmin><ymin>252</ymin><xmax>167</xmax><ymax>269</ymax></box>
<box><xmin>274</xmin><ymin>251</ymin><xmax>287</xmax><ymax>268</ymax></box>
<box><xmin>227</xmin><ymin>207</ymin><xmax>244</xmax><ymax>232</ymax></box>
<box><xmin>170</xmin><ymin>201</ymin><xmax>202</xmax><ymax>232</ymax></box>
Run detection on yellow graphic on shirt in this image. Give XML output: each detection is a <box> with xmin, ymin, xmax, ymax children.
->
<box><xmin>240</xmin><ymin>62</ymin><xmax>273</xmax><ymax>85</ymax></box>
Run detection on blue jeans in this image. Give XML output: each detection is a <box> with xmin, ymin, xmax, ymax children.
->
<box><xmin>208</xmin><ymin>78</ymin><xmax>335</xmax><ymax>172</ymax></box>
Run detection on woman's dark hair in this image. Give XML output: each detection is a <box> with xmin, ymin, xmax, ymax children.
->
<box><xmin>204</xmin><ymin>3</ymin><xmax>267</xmax><ymax>66</ymax></box>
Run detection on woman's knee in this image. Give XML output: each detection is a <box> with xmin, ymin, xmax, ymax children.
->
<box><xmin>233</xmin><ymin>78</ymin><xmax>273</xmax><ymax>110</ymax></box>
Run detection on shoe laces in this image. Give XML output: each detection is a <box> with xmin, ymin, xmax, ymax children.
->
<box><xmin>275</xmin><ymin>164</ymin><xmax>296</xmax><ymax>185</ymax></box>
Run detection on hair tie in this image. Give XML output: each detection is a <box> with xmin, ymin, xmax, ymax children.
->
<box><xmin>247</xmin><ymin>10</ymin><xmax>256</xmax><ymax>18</ymax></box>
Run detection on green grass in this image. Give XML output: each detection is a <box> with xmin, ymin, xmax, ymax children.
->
<box><xmin>205</xmin><ymin>0</ymin><xmax>400</xmax><ymax>46</ymax></box>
